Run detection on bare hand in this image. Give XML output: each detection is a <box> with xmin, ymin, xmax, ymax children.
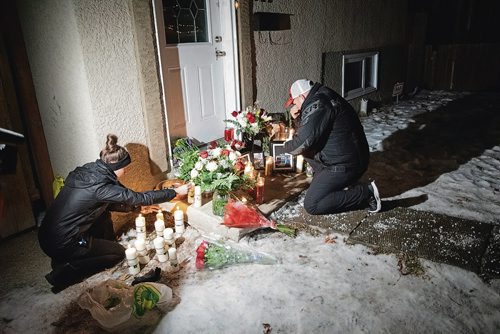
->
<box><xmin>174</xmin><ymin>183</ymin><xmax>190</xmax><ymax>196</ymax></box>
<box><xmin>290</xmin><ymin>105</ymin><xmax>301</xmax><ymax>119</ymax></box>
<box><xmin>140</xmin><ymin>205</ymin><xmax>161</xmax><ymax>214</ymax></box>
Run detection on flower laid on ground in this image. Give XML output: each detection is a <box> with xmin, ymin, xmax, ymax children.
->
<box><xmin>173</xmin><ymin>138</ymin><xmax>254</xmax><ymax>193</ymax></box>
<box><xmin>225</xmin><ymin>102</ymin><xmax>273</xmax><ymax>139</ymax></box>
<box><xmin>223</xmin><ymin>199</ymin><xmax>297</xmax><ymax>237</ymax></box>
<box><xmin>195</xmin><ymin>239</ymin><xmax>278</xmax><ymax>270</ymax></box>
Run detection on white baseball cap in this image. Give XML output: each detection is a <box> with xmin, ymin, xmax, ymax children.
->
<box><xmin>284</xmin><ymin>79</ymin><xmax>314</xmax><ymax>107</ymax></box>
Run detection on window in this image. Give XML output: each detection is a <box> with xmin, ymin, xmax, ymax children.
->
<box><xmin>342</xmin><ymin>52</ymin><xmax>379</xmax><ymax>100</ymax></box>
<box><xmin>163</xmin><ymin>0</ymin><xmax>208</xmax><ymax>44</ymax></box>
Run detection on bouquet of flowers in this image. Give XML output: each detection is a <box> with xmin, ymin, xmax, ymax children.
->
<box><xmin>225</xmin><ymin>102</ymin><xmax>273</xmax><ymax>140</ymax></box>
<box><xmin>195</xmin><ymin>239</ymin><xmax>278</xmax><ymax>270</ymax></box>
<box><xmin>223</xmin><ymin>199</ymin><xmax>297</xmax><ymax>237</ymax></box>
<box><xmin>173</xmin><ymin>138</ymin><xmax>253</xmax><ymax>193</ymax></box>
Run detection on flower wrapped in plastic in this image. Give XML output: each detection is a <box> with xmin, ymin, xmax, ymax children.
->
<box><xmin>223</xmin><ymin>199</ymin><xmax>297</xmax><ymax>237</ymax></box>
<box><xmin>195</xmin><ymin>239</ymin><xmax>278</xmax><ymax>270</ymax></box>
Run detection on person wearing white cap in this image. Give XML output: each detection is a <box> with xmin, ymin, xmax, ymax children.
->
<box><xmin>283</xmin><ymin>79</ymin><xmax>381</xmax><ymax>215</ymax></box>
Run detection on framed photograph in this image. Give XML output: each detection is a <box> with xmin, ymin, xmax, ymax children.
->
<box><xmin>253</xmin><ymin>152</ymin><xmax>265</xmax><ymax>170</ymax></box>
<box><xmin>238</xmin><ymin>153</ymin><xmax>251</xmax><ymax>165</ymax></box>
<box><xmin>271</xmin><ymin>142</ymin><xmax>294</xmax><ymax>171</ymax></box>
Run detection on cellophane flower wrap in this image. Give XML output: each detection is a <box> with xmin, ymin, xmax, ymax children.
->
<box><xmin>173</xmin><ymin>138</ymin><xmax>254</xmax><ymax>193</ymax></box>
<box><xmin>195</xmin><ymin>239</ymin><xmax>278</xmax><ymax>270</ymax></box>
<box><xmin>223</xmin><ymin>199</ymin><xmax>297</xmax><ymax>237</ymax></box>
<box><xmin>224</xmin><ymin>102</ymin><xmax>272</xmax><ymax>142</ymax></box>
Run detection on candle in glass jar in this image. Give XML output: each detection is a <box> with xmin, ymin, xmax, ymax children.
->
<box><xmin>265</xmin><ymin>156</ymin><xmax>273</xmax><ymax>176</ymax></box>
<box><xmin>255</xmin><ymin>176</ymin><xmax>265</xmax><ymax>204</ymax></box>
<box><xmin>154</xmin><ymin>219</ymin><xmax>165</xmax><ymax>237</ymax></box>
<box><xmin>224</xmin><ymin>127</ymin><xmax>234</xmax><ymax>142</ymax></box>
<box><xmin>296</xmin><ymin>155</ymin><xmax>304</xmax><ymax>173</ymax></box>
<box><xmin>244</xmin><ymin>162</ymin><xmax>254</xmax><ymax>179</ymax></box>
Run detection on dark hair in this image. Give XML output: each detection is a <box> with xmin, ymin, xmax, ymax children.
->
<box><xmin>100</xmin><ymin>134</ymin><xmax>129</xmax><ymax>164</ymax></box>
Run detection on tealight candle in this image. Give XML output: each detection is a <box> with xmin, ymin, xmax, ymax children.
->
<box><xmin>125</xmin><ymin>247</ymin><xmax>140</xmax><ymax>275</ymax></box>
<box><xmin>193</xmin><ymin>185</ymin><xmax>202</xmax><ymax>208</ymax></box>
<box><xmin>134</xmin><ymin>239</ymin><xmax>150</xmax><ymax>265</ymax></box>
<box><xmin>135</xmin><ymin>214</ymin><xmax>146</xmax><ymax>240</ymax></box>
<box><xmin>168</xmin><ymin>247</ymin><xmax>178</xmax><ymax>266</ymax></box>
<box><xmin>156</xmin><ymin>210</ymin><xmax>164</xmax><ymax>221</ymax></box>
<box><xmin>154</xmin><ymin>219</ymin><xmax>165</xmax><ymax>237</ymax></box>
<box><xmin>154</xmin><ymin>236</ymin><xmax>168</xmax><ymax>263</ymax></box>
<box><xmin>296</xmin><ymin>155</ymin><xmax>304</xmax><ymax>173</ymax></box>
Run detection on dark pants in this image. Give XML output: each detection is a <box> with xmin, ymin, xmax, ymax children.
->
<box><xmin>49</xmin><ymin>212</ymin><xmax>124</xmax><ymax>285</ymax></box>
<box><xmin>304</xmin><ymin>159</ymin><xmax>371</xmax><ymax>215</ymax></box>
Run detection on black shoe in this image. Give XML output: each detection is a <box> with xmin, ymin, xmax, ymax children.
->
<box><xmin>132</xmin><ymin>267</ymin><xmax>162</xmax><ymax>286</ymax></box>
<box><xmin>368</xmin><ymin>181</ymin><xmax>381</xmax><ymax>213</ymax></box>
<box><xmin>45</xmin><ymin>262</ymin><xmax>83</xmax><ymax>293</ymax></box>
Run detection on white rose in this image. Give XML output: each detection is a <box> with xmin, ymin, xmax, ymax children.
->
<box><xmin>195</xmin><ymin>161</ymin><xmax>203</xmax><ymax>170</ymax></box>
<box><xmin>206</xmin><ymin>161</ymin><xmax>218</xmax><ymax>172</ymax></box>
<box><xmin>229</xmin><ymin>152</ymin><xmax>238</xmax><ymax>161</ymax></box>
<box><xmin>190</xmin><ymin>169</ymin><xmax>199</xmax><ymax>178</ymax></box>
<box><xmin>238</xmin><ymin>118</ymin><xmax>247</xmax><ymax>127</ymax></box>
<box><xmin>212</xmin><ymin>147</ymin><xmax>222</xmax><ymax>157</ymax></box>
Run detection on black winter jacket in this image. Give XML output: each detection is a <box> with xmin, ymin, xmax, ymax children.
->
<box><xmin>284</xmin><ymin>83</ymin><xmax>369</xmax><ymax>170</ymax></box>
<box><xmin>38</xmin><ymin>159</ymin><xmax>175</xmax><ymax>256</ymax></box>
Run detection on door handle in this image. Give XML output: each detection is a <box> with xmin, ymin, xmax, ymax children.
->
<box><xmin>216</xmin><ymin>50</ymin><xmax>226</xmax><ymax>59</ymax></box>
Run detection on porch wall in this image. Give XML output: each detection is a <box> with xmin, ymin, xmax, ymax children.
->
<box><xmin>252</xmin><ymin>0</ymin><xmax>408</xmax><ymax>113</ymax></box>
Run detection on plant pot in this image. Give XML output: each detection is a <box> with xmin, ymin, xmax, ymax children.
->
<box><xmin>212</xmin><ymin>189</ymin><xmax>229</xmax><ymax>216</ymax></box>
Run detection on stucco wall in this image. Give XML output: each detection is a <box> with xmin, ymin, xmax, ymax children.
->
<box><xmin>252</xmin><ymin>0</ymin><xmax>408</xmax><ymax>113</ymax></box>
<box><xmin>17</xmin><ymin>0</ymin><xmax>166</xmax><ymax>177</ymax></box>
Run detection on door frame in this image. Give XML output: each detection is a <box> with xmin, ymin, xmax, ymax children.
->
<box><xmin>152</xmin><ymin>0</ymin><xmax>241</xmax><ymax>164</ymax></box>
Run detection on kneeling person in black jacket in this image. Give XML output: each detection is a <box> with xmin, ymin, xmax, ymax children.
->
<box><xmin>39</xmin><ymin>134</ymin><xmax>188</xmax><ymax>292</ymax></box>
<box><xmin>283</xmin><ymin>79</ymin><xmax>381</xmax><ymax>215</ymax></box>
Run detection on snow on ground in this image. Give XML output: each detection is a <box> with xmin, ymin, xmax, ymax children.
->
<box><xmin>154</xmin><ymin>91</ymin><xmax>500</xmax><ymax>333</ymax></box>
<box><xmin>1</xmin><ymin>91</ymin><xmax>499</xmax><ymax>333</ymax></box>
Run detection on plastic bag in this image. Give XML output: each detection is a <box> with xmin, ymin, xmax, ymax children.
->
<box><xmin>78</xmin><ymin>279</ymin><xmax>173</xmax><ymax>332</ymax></box>
<box><xmin>52</xmin><ymin>175</ymin><xmax>65</xmax><ymax>198</ymax></box>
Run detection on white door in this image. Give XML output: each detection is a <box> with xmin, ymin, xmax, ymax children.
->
<box><xmin>154</xmin><ymin>0</ymin><xmax>239</xmax><ymax>144</ymax></box>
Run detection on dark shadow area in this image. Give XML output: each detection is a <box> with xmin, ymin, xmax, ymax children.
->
<box><xmin>382</xmin><ymin>194</ymin><xmax>428</xmax><ymax>211</ymax></box>
<box><xmin>363</xmin><ymin>92</ymin><xmax>500</xmax><ymax>198</ymax></box>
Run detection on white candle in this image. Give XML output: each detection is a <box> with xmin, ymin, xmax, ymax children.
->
<box><xmin>135</xmin><ymin>214</ymin><xmax>146</xmax><ymax>240</ymax></box>
<box><xmin>193</xmin><ymin>185</ymin><xmax>202</xmax><ymax>208</ymax></box>
<box><xmin>168</xmin><ymin>247</ymin><xmax>178</xmax><ymax>266</ymax></box>
<box><xmin>154</xmin><ymin>237</ymin><xmax>168</xmax><ymax>263</ymax></box>
<box><xmin>156</xmin><ymin>210</ymin><xmax>164</xmax><ymax>221</ymax></box>
<box><xmin>174</xmin><ymin>207</ymin><xmax>184</xmax><ymax>237</ymax></box>
<box><xmin>164</xmin><ymin>228</ymin><xmax>175</xmax><ymax>245</ymax></box>
<box><xmin>134</xmin><ymin>239</ymin><xmax>150</xmax><ymax>265</ymax></box>
<box><xmin>154</xmin><ymin>219</ymin><xmax>165</xmax><ymax>237</ymax></box>
<box><xmin>296</xmin><ymin>155</ymin><xmax>304</xmax><ymax>173</ymax></box>
<box><xmin>125</xmin><ymin>247</ymin><xmax>140</xmax><ymax>274</ymax></box>
<box><xmin>174</xmin><ymin>207</ymin><xmax>183</xmax><ymax>221</ymax></box>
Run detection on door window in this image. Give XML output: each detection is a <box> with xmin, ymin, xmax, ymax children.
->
<box><xmin>163</xmin><ymin>0</ymin><xmax>208</xmax><ymax>44</ymax></box>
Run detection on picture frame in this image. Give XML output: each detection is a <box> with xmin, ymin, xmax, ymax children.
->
<box><xmin>271</xmin><ymin>142</ymin><xmax>294</xmax><ymax>171</ymax></box>
<box><xmin>238</xmin><ymin>153</ymin><xmax>251</xmax><ymax>165</ymax></box>
<box><xmin>252</xmin><ymin>152</ymin><xmax>265</xmax><ymax>170</ymax></box>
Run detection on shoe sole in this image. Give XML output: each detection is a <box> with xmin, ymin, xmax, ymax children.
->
<box><xmin>369</xmin><ymin>181</ymin><xmax>381</xmax><ymax>213</ymax></box>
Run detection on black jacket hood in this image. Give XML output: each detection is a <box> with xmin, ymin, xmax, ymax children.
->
<box><xmin>65</xmin><ymin>160</ymin><xmax>118</xmax><ymax>189</ymax></box>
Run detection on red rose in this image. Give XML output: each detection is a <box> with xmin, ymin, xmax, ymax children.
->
<box><xmin>209</xmin><ymin>141</ymin><xmax>217</xmax><ymax>149</ymax></box>
<box><xmin>221</xmin><ymin>149</ymin><xmax>230</xmax><ymax>156</ymax></box>
<box><xmin>195</xmin><ymin>256</ymin><xmax>205</xmax><ymax>269</ymax></box>
<box><xmin>231</xmin><ymin>111</ymin><xmax>238</xmax><ymax>117</ymax></box>
<box><xmin>234</xmin><ymin>161</ymin><xmax>244</xmax><ymax>171</ymax></box>
<box><xmin>232</xmin><ymin>140</ymin><xmax>243</xmax><ymax>150</ymax></box>
<box><xmin>246</xmin><ymin>112</ymin><xmax>256</xmax><ymax>123</ymax></box>
<box><xmin>200</xmin><ymin>151</ymin><xmax>208</xmax><ymax>158</ymax></box>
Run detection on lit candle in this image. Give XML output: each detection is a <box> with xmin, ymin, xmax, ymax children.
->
<box><xmin>135</xmin><ymin>214</ymin><xmax>146</xmax><ymax>240</ymax></box>
<box><xmin>187</xmin><ymin>184</ymin><xmax>195</xmax><ymax>204</ymax></box>
<box><xmin>288</xmin><ymin>128</ymin><xmax>295</xmax><ymax>140</ymax></box>
<box><xmin>296</xmin><ymin>155</ymin><xmax>304</xmax><ymax>173</ymax></box>
<box><xmin>125</xmin><ymin>246</ymin><xmax>140</xmax><ymax>275</ymax></box>
<box><xmin>154</xmin><ymin>236</ymin><xmax>168</xmax><ymax>263</ymax></box>
<box><xmin>255</xmin><ymin>176</ymin><xmax>265</xmax><ymax>204</ymax></box>
<box><xmin>168</xmin><ymin>247</ymin><xmax>178</xmax><ymax>266</ymax></box>
<box><xmin>265</xmin><ymin>156</ymin><xmax>273</xmax><ymax>176</ymax></box>
<box><xmin>174</xmin><ymin>207</ymin><xmax>185</xmax><ymax>237</ymax></box>
<box><xmin>154</xmin><ymin>219</ymin><xmax>165</xmax><ymax>237</ymax></box>
<box><xmin>193</xmin><ymin>185</ymin><xmax>202</xmax><ymax>208</ymax></box>
<box><xmin>241</xmin><ymin>197</ymin><xmax>248</xmax><ymax>204</ymax></box>
<box><xmin>156</xmin><ymin>210</ymin><xmax>164</xmax><ymax>221</ymax></box>
<box><xmin>134</xmin><ymin>239</ymin><xmax>150</xmax><ymax>265</ymax></box>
